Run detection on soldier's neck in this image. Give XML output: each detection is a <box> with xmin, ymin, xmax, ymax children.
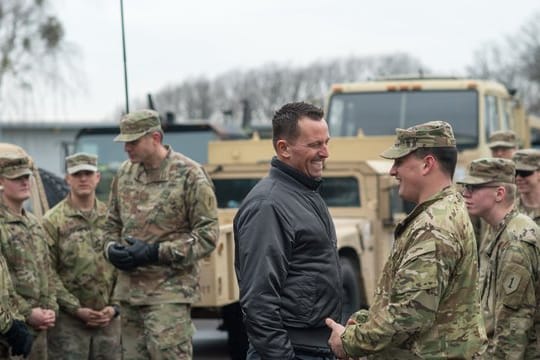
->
<box><xmin>2</xmin><ymin>195</ymin><xmax>23</xmax><ymax>216</ymax></box>
<box><xmin>70</xmin><ymin>193</ymin><xmax>95</xmax><ymax>212</ymax></box>
<box><xmin>484</xmin><ymin>203</ymin><xmax>514</xmax><ymax>227</ymax></box>
<box><xmin>143</xmin><ymin>145</ymin><xmax>168</xmax><ymax>170</ymax></box>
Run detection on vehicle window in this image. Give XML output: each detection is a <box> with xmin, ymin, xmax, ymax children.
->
<box><xmin>75</xmin><ymin>134</ymin><xmax>124</xmax><ymax>169</ymax></box>
<box><xmin>327</xmin><ymin>90</ymin><xmax>479</xmax><ymax>150</ymax></box>
<box><xmin>320</xmin><ymin>177</ymin><xmax>360</xmax><ymax>207</ymax></box>
<box><xmin>531</xmin><ymin>127</ymin><xmax>540</xmax><ymax>148</ymax></box>
<box><xmin>484</xmin><ymin>95</ymin><xmax>500</xmax><ymax>139</ymax></box>
<box><xmin>213</xmin><ymin>176</ymin><xmax>360</xmax><ymax>208</ymax></box>
<box><xmin>213</xmin><ymin>178</ymin><xmax>261</xmax><ymax>208</ymax></box>
<box><xmin>501</xmin><ymin>98</ymin><xmax>511</xmax><ymax>130</ymax></box>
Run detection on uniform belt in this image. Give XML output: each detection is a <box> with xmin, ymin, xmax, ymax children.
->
<box><xmin>287</xmin><ymin>327</ymin><xmax>333</xmax><ymax>355</ymax></box>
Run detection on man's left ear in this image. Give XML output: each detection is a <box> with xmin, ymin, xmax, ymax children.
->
<box><xmin>276</xmin><ymin>140</ymin><xmax>290</xmax><ymax>159</ymax></box>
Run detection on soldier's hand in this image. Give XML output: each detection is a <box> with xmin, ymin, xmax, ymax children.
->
<box><xmin>87</xmin><ymin>306</ymin><xmax>116</xmax><ymax>327</ymax></box>
<box><xmin>125</xmin><ymin>236</ymin><xmax>159</xmax><ymax>267</ymax></box>
<box><xmin>27</xmin><ymin>308</ymin><xmax>53</xmax><ymax>330</ymax></box>
<box><xmin>4</xmin><ymin>319</ymin><xmax>33</xmax><ymax>358</ymax></box>
<box><xmin>76</xmin><ymin>308</ymin><xmax>102</xmax><ymax>327</ymax></box>
<box><xmin>107</xmin><ymin>242</ymin><xmax>136</xmax><ymax>271</ymax></box>
<box><xmin>325</xmin><ymin>318</ymin><xmax>347</xmax><ymax>359</ymax></box>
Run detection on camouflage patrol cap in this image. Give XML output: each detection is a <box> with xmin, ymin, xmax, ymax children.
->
<box><xmin>512</xmin><ymin>148</ymin><xmax>540</xmax><ymax>171</ymax></box>
<box><xmin>380</xmin><ymin>120</ymin><xmax>456</xmax><ymax>159</ymax></box>
<box><xmin>457</xmin><ymin>158</ymin><xmax>515</xmax><ymax>185</ymax></box>
<box><xmin>66</xmin><ymin>152</ymin><xmax>98</xmax><ymax>174</ymax></box>
<box><xmin>114</xmin><ymin>109</ymin><xmax>162</xmax><ymax>142</ymax></box>
<box><xmin>0</xmin><ymin>153</ymin><xmax>32</xmax><ymax>179</ymax></box>
<box><xmin>488</xmin><ymin>130</ymin><xmax>518</xmax><ymax>149</ymax></box>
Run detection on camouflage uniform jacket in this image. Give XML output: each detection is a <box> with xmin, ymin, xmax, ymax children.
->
<box><xmin>104</xmin><ymin>145</ymin><xmax>219</xmax><ymax>305</ymax></box>
<box><xmin>479</xmin><ymin>209</ymin><xmax>540</xmax><ymax>359</ymax></box>
<box><xmin>0</xmin><ymin>201</ymin><xmax>57</xmax><ymax>318</ymax></box>
<box><xmin>42</xmin><ymin>195</ymin><xmax>116</xmax><ymax>315</ymax></box>
<box><xmin>341</xmin><ymin>186</ymin><xmax>487</xmax><ymax>359</ymax></box>
<box><xmin>516</xmin><ymin>197</ymin><xmax>540</xmax><ymax>226</ymax></box>
<box><xmin>0</xmin><ymin>254</ymin><xmax>22</xmax><ymax>334</ymax></box>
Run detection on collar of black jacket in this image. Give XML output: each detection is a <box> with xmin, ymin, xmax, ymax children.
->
<box><xmin>271</xmin><ymin>156</ymin><xmax>322</xmax><ymax>191</ymax></box>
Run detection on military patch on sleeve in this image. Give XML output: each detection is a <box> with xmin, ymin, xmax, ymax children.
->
<box><xmin>503</xmin><ymin>274</ymin><xmax>521</xmax><ymax>295</ymax></box>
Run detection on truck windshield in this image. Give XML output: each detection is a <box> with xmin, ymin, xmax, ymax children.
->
<box><xmin>213</xmin><ymin>176</ymin><xmax>360</xmax><ymax>208</ymax></box>
<box><xmin>327</xmin><ymin>90</ymin><xmax>478</xmax><ymax>150</ymax></box>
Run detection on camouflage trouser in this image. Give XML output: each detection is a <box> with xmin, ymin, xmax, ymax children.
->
<box><xmin>47</xmin><ymin>310</ymin><xmax>122</xmax><ymax>359</ymax></box>
<box><xmin>121</xmin><ymin>302</ymin><xmax>194</xmax><ymax>360</ymax></box>
<box><xmin>0</xmin><ymin>328</ymin><xmax>47</xmax><ymax>359</ymax></box>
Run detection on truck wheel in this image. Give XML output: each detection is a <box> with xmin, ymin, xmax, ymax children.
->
<box><xmin>340</xmin><ymin>257</ymin><xmax>366</xmax><ymax>323</ymax></box>
<box><xmin>221</xmin><ymin>302</ymin><xmax>248</xmax><ymax>360</ymax></box>
<box><xmin>38</xmin><ymin>168</ymin><xmax>69</xmax><ymax>208</ymax></box>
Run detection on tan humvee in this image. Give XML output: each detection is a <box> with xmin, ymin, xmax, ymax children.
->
<box><xmin>197</xmin><ymin>137</ymin><xmax>400</xmax><ymax>323</ymax></box>
<box><xmin>196</xmin><ymin>76</ymin><xmax>531</xmax><ymax>314</ymax></box>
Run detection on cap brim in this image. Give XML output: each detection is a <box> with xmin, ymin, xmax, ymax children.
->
<box><xmin>514</xmin><ymin>162</ymin><xmax>537</xmax><ymax>171</ymax></box>
<box><xmin>3</xmin><ymin>168</ymin><xmax>32</xmax><ymax>180</ymax></box>
<box><xmin>113</xmin><ymin>132</ymin><xmax>146</xmax><ymax>142</ymax></box>
<box><xmin>67</xmin><ymin>164</ymin><xmax>98</xmax><ymax>174</ymax></box>
<box><xmin>380</xmin><ymin>146</ymin><xmax>414</xmax><ymax>160</ymax></box>
<box><xmin>488</xmin><ymin>141</ymin><xmax>515</xmax><ymax>149</ymax></box>
<box><xmin>456</xmin><ymin>175</ymin><xmax>492</xmax><ymax>185</ymax></box>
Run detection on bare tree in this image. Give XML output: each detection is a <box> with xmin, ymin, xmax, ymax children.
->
<box><xmin>467</xmin><ymin>12</ymin><xmax>540</xmax><ymax>113</ymax></box>
<box><xmin>150</xmin><ymin>53</ymin><xmax>426</xmax><ymax>127</ymax></box>
<box><xmin>0</xmin><ymin>0</ymin><xmax>68</xmax><ymax>116</ymax></box>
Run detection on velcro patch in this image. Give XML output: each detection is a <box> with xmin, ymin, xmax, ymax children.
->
<box><xmin>503</xmin><ymin>274</ymin><xmax>521</xmax><ymax>295</ymax></box>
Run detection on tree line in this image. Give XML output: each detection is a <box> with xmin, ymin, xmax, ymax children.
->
<box><xmin>1</xmin><ymin>1</ymin><xmax>540</xmax><ymax>123</ymax></box>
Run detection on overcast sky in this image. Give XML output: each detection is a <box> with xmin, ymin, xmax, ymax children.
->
<box><xmin>24</xmin><ymin>0</ymin><xmax>540</xmax><ymax>121</ymax></box>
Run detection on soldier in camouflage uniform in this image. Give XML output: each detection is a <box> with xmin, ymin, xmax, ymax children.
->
<box><xmin>0</xmin><ymin>250</ymin><xmax>33</xmax><ymax>358</ymax></box>
<box><xmin>103</xmin><ymin>109</ymin><xmax>219</xmax><ymax>360</ymax></box>
<box><xmin>42</xmin><ymin>153</ymin><xmax>121</xmax><ymax>359</ymax></box>
<box><xmin>0</xmin><ymin>153</ymin><xmax>57</xmax><ymax>359</ymax></box>
<box><xmin>473</xmin><ymin>130</ymin><xmax>521</xmax><ymax>247</ymax></box>
<box><xmin>513</xmin><ymin>149</ymin><xmax>540</xmax><ymax>225</ymax></box>
<box><xmin>458</xmin><ymin>157</ymin><xmax>540</xmax><ymax>358</ymax></box>
<box><xmin>488</xmin><ymin>130</ymin><xmax>519</xmax><ymax>159</ymax></box>
<box><xmin>326</xmin><ymin>121</ymin><xmax>487</xmax><ymax>359</ymax></box>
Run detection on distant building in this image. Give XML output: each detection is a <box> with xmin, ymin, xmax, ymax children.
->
<box><xmin>0</xmin><ymin>122</ymin><xmax>113</xmax><ymax>176</ymax></box>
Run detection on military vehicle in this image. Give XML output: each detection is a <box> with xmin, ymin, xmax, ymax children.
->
<box><xmin>325</xmin><ymin>76</ymin><xmax>532</xmax><ymax>178</ymax></box>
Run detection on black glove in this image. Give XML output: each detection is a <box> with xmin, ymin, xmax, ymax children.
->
<box><xmin>125</xmin><ymin>237</ymin><xmax>159</xmax><ymax>267</ymax></box>
<box><xmin>107</xmin><ymin>242</ymin><xmax>136</xmax><ymax>271</ymax></box>
<box><xmin>4</xmin><ymin>319</ymin><xmax>33</xmax><ymax>357</ymax></box>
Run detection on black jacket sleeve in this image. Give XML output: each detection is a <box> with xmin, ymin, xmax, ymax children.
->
<box><xmin>234</xmin><ymin>199</ymin><xmax>295</xmax><ymax>360</ymax></box>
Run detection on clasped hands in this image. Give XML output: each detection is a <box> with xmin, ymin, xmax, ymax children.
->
<box><xmin>107</xmin><ymin>236</ymin><xmax>159</xmax><ymax>271</ymax></box>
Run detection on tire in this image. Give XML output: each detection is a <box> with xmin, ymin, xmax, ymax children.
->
<box><xmin>38</xmin><ymin>168</ymin><xmax>69</xmax><ymax>208</ymax></box>
<box><xmin>340</xmin><ymin>257</ymin><xmax>367</xmax><ymax>323</ymax></box>
<box><xmin>221</xmin><ymin>302</ymin><xmax>248</xmax><ymax>360</ymax></box>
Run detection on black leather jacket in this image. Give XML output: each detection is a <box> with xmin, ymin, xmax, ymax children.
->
<box><xmin>234</xmin><ymin>157</ymin><xmax>342</xmax><ymax>359</ymax></box>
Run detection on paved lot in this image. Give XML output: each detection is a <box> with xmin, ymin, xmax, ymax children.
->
<box><xmin>193</xmin><ymin>319</ymin><xmax>231</xmax><ymax>360</ymax></box>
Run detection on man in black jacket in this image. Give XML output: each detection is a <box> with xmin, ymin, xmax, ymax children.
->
<box><xmin>233</xmin><ymin>102</ymin><xmax>342</xmax><ymax>360</ymax></box>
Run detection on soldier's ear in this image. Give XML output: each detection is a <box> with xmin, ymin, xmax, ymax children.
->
<box><xmin>422</xmin><ymin>155</ymin><xmax>436</xmax><ymax>172</ymax></box>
